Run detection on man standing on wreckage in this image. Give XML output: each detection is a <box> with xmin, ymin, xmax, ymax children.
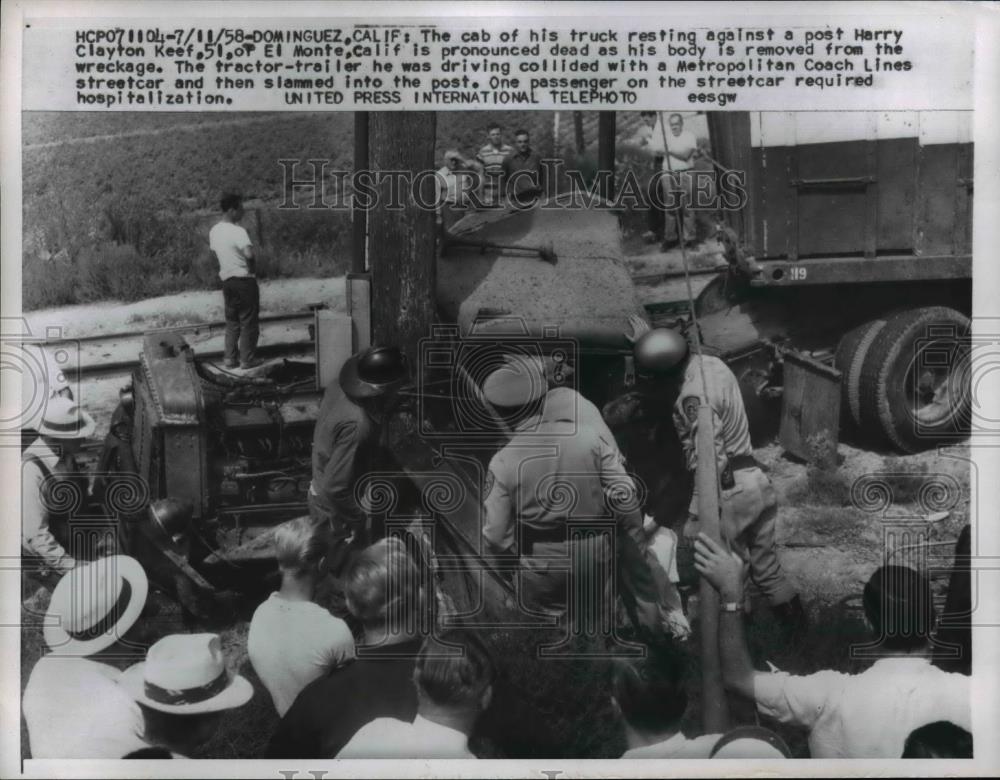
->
<box><xmin>479</xmin><ymin>354</ymin><xmax>687</xmax><ymax>639</ymax></box>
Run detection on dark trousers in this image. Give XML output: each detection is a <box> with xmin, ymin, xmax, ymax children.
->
<box><xmin>222</xmin><ymin>276</ymin><xmax>260</xmax><ymax>366</ymax></box>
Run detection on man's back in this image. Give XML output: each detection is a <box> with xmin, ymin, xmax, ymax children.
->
<box><xmin>24</xmin><ymin>655</ymin><xmax>147</xmax><ymax>758</ymax></box>
<box><xmin>755</xmin><ymin>657</ymin><xmax>971</xmax><ymax>758</ymax></box>
<box><xmin>208</xmin><ymin>221</ymin><xmax>252</xmax><ymax>280</ymax></box>
<box><xmin>337</xmin><ymin>715</ymin><xmax>474</xmax><ymax>758</ymax></box>
<box><xmin>266</xmin><ymin>637</ymin><xmax>422</xmax><ymax>758</ymax></box>
<box><xmin>247</xmin><ymin>593</ymin><xmax>355</xmax><ymax>716</ymax></box>
<box><xmin>310</xmin><ymin>384</ymin><xmax>373</xmax><ymax>519</ymax></box>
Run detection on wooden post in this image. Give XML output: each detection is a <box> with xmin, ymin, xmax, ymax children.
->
<box><xmin>573</xmin><ymin>111</ymin><xmax>585</xmax><ymax>155</ymax></box>
<box><xmin>696</xmin><ymin>405</ymin><xmax>731</xmax><ymax>733</ymax></box>
<box><xmin>367</xmin><ymin>112</ymin><xmax>438</xmax><ymax>365</ymax></box>
<box><xmin>597</xmin><ymin>111</ymin><xmax>616</xmax><ymax>202</ymax></box>
<box><xmin>353</xmin><ymin>112</ymin><xmax>370</xmax><ymax>275</ymax></box>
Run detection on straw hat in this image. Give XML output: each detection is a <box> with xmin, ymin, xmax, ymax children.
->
<box><xmin>121</xmin><ymin>633</ymin><xmax>253</xmax><ymax>715</ymax></box>
<box><xmin>36</xmin><ymin>396</ymin><xmax>96</xmax><ymax>439</ymax></box>
<box><xmin>711</xmin><ymin>726</ymin><xmax>791</xmax><ymax>759</ymax></box>
<box><xmin>44</xmin><ymin>555</ymin><xmax>148</xmax><ymax>656</ymax></box>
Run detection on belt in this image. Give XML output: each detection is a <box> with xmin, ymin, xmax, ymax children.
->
<box><xmin>521</xmin><ymin>524</ymin><xmax>614</xmax><ymax>556</ymax></box>
<box><xmin>522</xmin><ymin>525</ymin><xmax>568</xmax><ymax>549</ymax></box>
<box><xmin>729</xmin><ymin>453</ymin><xmax>760</xmax><ymax>472</ymax></box>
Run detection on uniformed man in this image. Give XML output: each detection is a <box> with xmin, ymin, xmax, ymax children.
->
<box><xmin>21</xmin><ymin>396</ymin><xmax>99</xmax><ymax>582</ymax></box>
<box><xmin>630</xmin><ymin>326</ymin><xmax>807</xmax><ymax>632</ymax></box>
<box><xmin>308</xmin><ymin>346</ymin><xmax>411</xmax><ymax>563</ymax></box>
<box><xmin>480</xmin><ymin>355</ymin><xmax>673</xmax><ymax>636</ymax></box>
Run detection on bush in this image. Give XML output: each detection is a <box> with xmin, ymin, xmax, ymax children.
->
<box><xmin>23</xmin><ymin>252</ymin><xmax>80</xmax><ymax>310</ymax></box>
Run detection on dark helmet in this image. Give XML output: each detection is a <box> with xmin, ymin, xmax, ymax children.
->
<box><xmin>339</xmin><ymin>345</ymin><xmax>409</xmax><ymax>400</ymax></box>
<box><xmin>634</xmin><ymin>328</ymin><xmax>689</xmax><ymax>375</ymax></box>
<box><xmin>149</xmin><ymin>497</ymin><xmax>193</xmax><ymax>545</ymax></box>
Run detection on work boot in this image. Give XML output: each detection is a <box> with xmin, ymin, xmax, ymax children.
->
<box><xmin>772</xmin><ymin>594</ymin><xmax>809</xmax><ymax>636</ymax></box>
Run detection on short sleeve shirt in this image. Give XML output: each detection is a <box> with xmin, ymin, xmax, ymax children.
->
<box><xmin>248</xmin><ymin>593</ymin><xmax>355</xmax><ymax>716</ymax></box>
<box><xmin>753</xmin><ymin>657</ymin><xmax>971</xmax><ymax>758</ymax></box>
<box><xmin>23</xmin><ymin>656</ymin><xmax>147</xmax><ymax>758</ymax></box>
<box><xmin>476</xmin><ymin>142</ymin><xmax>514</xmax><ymax>199</ymax></box>
<box><xmin>672</xmin><ymin>354</ymin><xmax>753</xmax><ymax>476</ymax></box>
<box><xmin>209</xmin><ymin>221</ymin><xmax>253</xmax><ymax>280</ymax></box>
<box><xmin>337</xmin><ymin>715</ymin><xmax>473</xmax><ymax>758</ymax></box>
<box><xmin>664</xmin><ymin>129</ymin><xmax>699</xmax><ymax>171</ymax></box>
<box><xmin>621</xmin><ymin>731</ymin><xmax>722</xmax><ymax>758</ymax></box>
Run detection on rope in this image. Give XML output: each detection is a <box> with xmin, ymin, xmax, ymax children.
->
<box><xmin>656</xmin><ymin>112</ymin><xmax>716</xmax><ymax>452</ymax></box>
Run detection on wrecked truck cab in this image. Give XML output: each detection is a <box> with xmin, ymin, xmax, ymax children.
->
<box><xmin>105</xmin><ymin>330</ymin><xmax>322</xmax><ymax>605</ymax></box>
<box><xmin>436</xmin><ymin>195</ymin><xmax>649</xmax><ymax>407</ymax></box>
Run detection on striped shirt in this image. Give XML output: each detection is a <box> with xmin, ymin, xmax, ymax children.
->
<box><xmin>476</xmin><ymin>142</ymin><xmax>513</xmax><ymax>203</ymax></box>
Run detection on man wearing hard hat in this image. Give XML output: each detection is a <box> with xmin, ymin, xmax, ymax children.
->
<box><xmin>479</xmin><ymin>354</ymin><xmax>669</xmax><ymax>635</ymax></box>
<box><xmin>629</xmin><ymin>323</ymin><xmax>806</xmax><ymax>633</ymax></box>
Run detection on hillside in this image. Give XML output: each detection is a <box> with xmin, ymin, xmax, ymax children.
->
<box><xmin>21</xmin><ymin>110</ymin><xmax>692</xmax><ymax>309</ymax></box>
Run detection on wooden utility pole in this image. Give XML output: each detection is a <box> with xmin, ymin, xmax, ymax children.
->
<box><xmin>694</xmin><ymin>407</ymin><xmax>731</xmax><ymax>733</ymax></box>
<box><xmin>367</xmin><ymin>112</ymin><xmax>438</xmax><ymax>364</ymax></box>
<box><xmin>573</xmin><ymin>111</ymin><xmax>586</xmax><ymax>154</ymax></box>
<box><xmin>597</xmin><ymin>112</ymin><xmax>616</xmax><ymax>202</ymax></box>
<box><xmin>352</xmin><ymin>112</ymin><xmax>370</xmax><ymax>275</ymax></box>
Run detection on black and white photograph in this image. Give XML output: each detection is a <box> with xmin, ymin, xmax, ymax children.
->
<box><xmin>2</xmin><ymin>2</ymin><xmax>998</xmax><ymax>778</ymax></box>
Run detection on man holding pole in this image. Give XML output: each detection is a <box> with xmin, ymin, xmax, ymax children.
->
<box><xmin>628</xmin><ymin>322</ymin><xmax>807</xmax><ymax>634</ymax></box>
<box><xmin>648</xmin><ymin>113</ymin><xmax>701</xmax><ymax>249</ymax></box>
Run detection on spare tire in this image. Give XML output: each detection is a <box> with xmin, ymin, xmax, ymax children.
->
<box><xmin>858</xmin><ymin>307</ymin><xmax>970</xmax><ymax>452</ymax></box>
<box><xmin>835</xmin><ymin>318</ymin><xmax>888</xmax><ymax>429</ymax></box>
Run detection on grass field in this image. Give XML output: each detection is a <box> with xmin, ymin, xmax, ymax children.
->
<box><xmin>22</xmin><ymin>110</ymin><xmax>666</xmax><ymax>310</ymax></box>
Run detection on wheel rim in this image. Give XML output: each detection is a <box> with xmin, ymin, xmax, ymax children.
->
<box><xmin>906</xmin><ymin>342</ymin><xmax>969</xmax><ymax>428</ymax></box>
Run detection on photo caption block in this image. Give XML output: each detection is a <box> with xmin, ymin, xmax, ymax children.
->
<box><xmin>23</xmin><ymin>15</ymin><xmax>974</xmax><ymax>112</ymax></box>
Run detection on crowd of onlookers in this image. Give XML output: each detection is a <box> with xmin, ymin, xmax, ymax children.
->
<box><xmin>23</xmin><ymin>514</ymin><xmax>973</xmax><ymax>760</ymax></box>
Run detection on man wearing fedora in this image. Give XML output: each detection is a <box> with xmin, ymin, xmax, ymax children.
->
<box><xmin>21</xmin><ymin>396</ymin><xmax>100</xmax><ymax>580</ymax></box>
<box><xmin>120</xmin><ymin>632</ymin><xmax>253</xmax><ymax>757</ymax></box>
<box><xmin>23</xmin><ymin>555</ymin><xmax>152</xmax><ymax>758</ymax></box>
<box><xmin>308</xmin><ymin>344</ymin><xmax>411</xmax><ymax>564</ymax></box>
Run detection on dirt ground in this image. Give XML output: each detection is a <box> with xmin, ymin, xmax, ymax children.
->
<box><xmin>19</xmin><ymin>271</ymin><xmax>970</xmax><ymax>759</ymax></box>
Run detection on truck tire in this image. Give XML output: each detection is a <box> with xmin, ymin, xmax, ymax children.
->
<box><xmin>834</xmin><ymin>318</ymin><xmax>887</xmax><ymax>429</ymax></box>
<box><xmin>858</xmin><ymin>307</ymin><xmax>970</xmax><ymax>452</ymax></box>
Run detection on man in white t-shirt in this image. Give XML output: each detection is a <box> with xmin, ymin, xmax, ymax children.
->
<box><xmin>248</xmin><ymin>517</ymin><xmax>355</xmax><ymax>716</ymax></box>
<box><xmin>208</xmin><ymin>193</ymin><xmax>261</xmax><ymax>369</ymax></box>
<box><xmin>651</xmin><ymin>113</ymin><xmax>700</xmax><ymax>248</ymax></box>
<box><xmin>695</xmin><ymin>534</ymin><xmax>971</xmax><ymax>758</ymax></box>
<box><xmin>337</xmin><ymin>630</ymin><xmax>494</xmax><ymax>758</ymax></box>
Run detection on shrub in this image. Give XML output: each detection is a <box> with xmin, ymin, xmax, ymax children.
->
<box><xmin>23</xmin><ymin>251</ymin><xmax>80</xmax><ymax>310</ymax></box>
